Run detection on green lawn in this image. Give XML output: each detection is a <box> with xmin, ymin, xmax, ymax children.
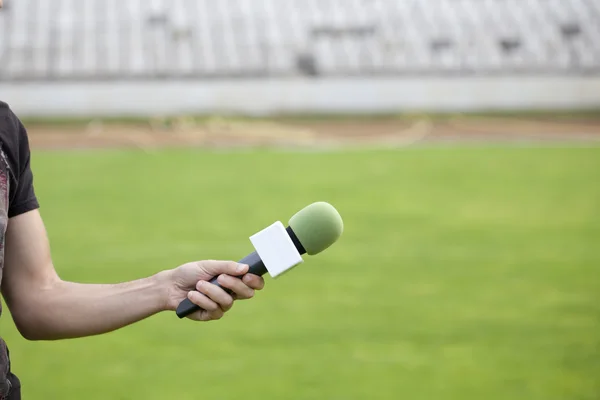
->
<box><xmin>1</xmin><ymin>145</ymin><xmax>599</xmax><ymax>399</ymax></box>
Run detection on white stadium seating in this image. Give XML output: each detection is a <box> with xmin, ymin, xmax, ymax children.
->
<box><xmin>0</xmin><ymin>0</ymin><xmax>598</xmax><ymax>80</ymax></box>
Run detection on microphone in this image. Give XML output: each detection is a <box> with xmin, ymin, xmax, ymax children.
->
<box><xmin>176</xmin><ymin>201</ymin><xmax>344</xmax><ymax>318</ymax></box>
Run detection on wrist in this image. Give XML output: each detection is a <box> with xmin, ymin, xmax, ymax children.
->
<box><xmin>153</xmin><ymin>269</ymin><xmax>176</xmax><ymax>312</ymax></box>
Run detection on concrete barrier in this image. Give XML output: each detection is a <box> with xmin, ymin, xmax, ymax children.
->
<box><xmin>2</xmin><ymin>76</ymin><xmax>599</xmax><ymax>117</ymax></box>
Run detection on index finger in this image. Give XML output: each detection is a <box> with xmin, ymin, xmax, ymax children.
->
<box><xmin>199</xmin><ymin>260</ymin><xmax>249</xmax><ymax>277</ymax></box>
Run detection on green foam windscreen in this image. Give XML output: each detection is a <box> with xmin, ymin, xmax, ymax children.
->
<box><xmin>288</xmin><ymin>202</ymin><xmax>344</xmax><ymax>256</ymax></box>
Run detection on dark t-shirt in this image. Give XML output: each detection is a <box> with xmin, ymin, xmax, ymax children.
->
<box><xmin>0</xmin><ymin>101</ymin><xmax>40</xmax><ymax>399</ymax></box>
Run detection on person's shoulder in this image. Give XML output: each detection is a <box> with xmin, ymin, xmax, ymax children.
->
<box><xmin>0</xmin><ymin>101</ymin><xmax>23</xmax><ymax>160</ymax></box>
<box><xmin>0</xmin><ymin>100</ymin><xmax>17</xmax><ymax>124</ymax></box>
<box><xmin>0</xmin><ymin>100</ymin><xmax>19</xmax><ymax>142</ymax></box>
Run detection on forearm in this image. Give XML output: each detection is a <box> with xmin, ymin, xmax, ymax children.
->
<box><xmin>16</xmin><ymin>271</ymin><xmax>171</xmax><ymax>340</ymax></box>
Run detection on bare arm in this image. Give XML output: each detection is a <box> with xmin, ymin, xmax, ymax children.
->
<box><xmin>1</xmin><ymin>210</ymin><xmax>264</xmax><ymax>341</ymax></box>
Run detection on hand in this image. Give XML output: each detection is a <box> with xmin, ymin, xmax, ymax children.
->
<box><xmin>164</xmin><ymin>260</ymin><xmax>265</xmax><ymax>321</ymax></box>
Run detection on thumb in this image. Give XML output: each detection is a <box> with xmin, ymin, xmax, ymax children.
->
<box><xmin>199</xmin><ymin>260</ymin><xmax>248</xmax><ymax>277</ymax></box>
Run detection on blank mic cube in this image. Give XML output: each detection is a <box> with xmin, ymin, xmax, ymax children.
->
<box><xmin>249</xmin><ymin>221</ymin><xmax>304</xmax><ymax>278</ymax></box>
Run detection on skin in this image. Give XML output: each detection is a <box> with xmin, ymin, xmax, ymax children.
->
<box><xmin>2</xmin><ymin>209</ymin><xmax>265</xmax><ymax>341</ymax></box>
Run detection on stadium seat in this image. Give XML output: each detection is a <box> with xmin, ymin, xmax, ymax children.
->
<box><xmin>0</xmin><ymin>0</ymin><xmax>598</xmax><ymax>80</ymax></box>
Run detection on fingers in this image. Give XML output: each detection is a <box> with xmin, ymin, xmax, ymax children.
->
<box><xmin>243</xmin><ymin>274</ymin><xmax>265</xmax><ymax>291</ymax></box>
<box><xmin>186</xmin><ymin>290</ymin><xmax>224</xmax><ymax>321</ymax></box>
<box><xmin>199</xmin><ymin>260</ymin><xmax>248</xmax><ymax>277</ymax></box>
<box><xmin>196</xmin><ymin>280</ymin><xmax>234</xmax><ymax>312</ymax></box>
<box><xmin>181</xmin><ymin>261</ymin><xmax>266</xmax><ymax>322</ymax></box>
<box><xmin>217</xmin><ymin>274</ymin><xmax>255</xmax><ymax>300</ymax></box>
<box><xmin>217</xmin><ymin>273</ymin><xmax>266</xmax><ymax>300</ymax></box>
<box><xmin>187</xmin><ymin>307</ymin><xmax>224</xmax><ymax>322</ymax></box>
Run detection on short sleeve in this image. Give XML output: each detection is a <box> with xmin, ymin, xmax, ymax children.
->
<box><xmin>7</xmin><ymin>115</ymin><xmax>39</xmax><ymax>218</ymax></box>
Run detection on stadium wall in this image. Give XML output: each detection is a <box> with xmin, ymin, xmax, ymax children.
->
<box><xmin>2</xmin><ymin>76</ymin><xmax>599</xmax><ymax>117</ymax></box>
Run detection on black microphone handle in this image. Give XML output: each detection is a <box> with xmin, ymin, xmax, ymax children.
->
<box><xmin>175</xmin><ymin>252</ymin><xmax>267</xmax><ymax>318</ymax></box>
<box><xmin>175</xmin><ymin>226</ymin><xmax>306</xmax><ymax>319</ymax></box>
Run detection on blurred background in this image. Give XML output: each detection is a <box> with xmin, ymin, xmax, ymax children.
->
<box><xmin>0</xmin><ymin>1</ymin><xmax>599</xmax><ymax>399</ymax></box>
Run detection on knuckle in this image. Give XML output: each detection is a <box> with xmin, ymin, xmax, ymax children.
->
<box><xmin>212</xmin><ymin>311</ymin><xmax>223</xmax><ymax>320</ymax></box>
<box><xmin>247</xmin><ymin>275</ymin><xmax>264</xmax><ymax>290</ymax></box>
<box><xmin>250</xmin><ymin>280</ymin><xmax>263</xmax><ymax>290</ymax></box>
<box><xmin>189</xmin><ymin>310</ymin><xmax>203</xmax><ymax>321</ymax></box>
<box><xmin>190</xmin><ymin>292</ymin><xmax>201</xmax><ymax>303</ymax></box>
<box><xmin>199</xmin><ymin>260</ymin><xmax>218</xmax><ymax>272</ymax></box>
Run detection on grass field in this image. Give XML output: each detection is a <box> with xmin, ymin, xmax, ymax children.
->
<box><xmin>1</xmin><ymin>144</ymin><xmax>599</xmax><ymax>399</ymax></box>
